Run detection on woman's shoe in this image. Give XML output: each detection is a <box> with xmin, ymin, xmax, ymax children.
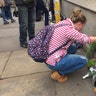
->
<box><xmin>11</xmin><ymin>19</ymin><xmax>15</xmax><ymax>23</ymax></box>
<box><xmin>51</xmin><ymin>71</ymin><xmax>68</xmax><ymax>83</ymax></box>
<box><xmin>4</xmin><ymin>21</ymin><xmax>9</xmax><ymax>25</ymax></box>
<box><xmin>20</xmin><ymin>42</ymin><xmax>27</xmax><ymax>48</ymax></box>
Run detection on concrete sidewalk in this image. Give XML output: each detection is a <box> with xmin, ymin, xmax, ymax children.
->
<box><xmin>0</xmin><ymin>17</ymin><xmax>95</xmax><ymax>96</ymax></box>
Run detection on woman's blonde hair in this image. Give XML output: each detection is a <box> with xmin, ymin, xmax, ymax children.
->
<box><xmin>70</xmin><ymin>8</ymin><xmax>87</xmax><ymax>24</ymax></box>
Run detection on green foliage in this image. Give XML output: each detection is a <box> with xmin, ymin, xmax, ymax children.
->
<box><xmin>87</xmin><ymin>59</ymin><xmax>96</xmax><ymax>68</ymax></box>
<box><xmin>86</xmin><ymin>43</ymin><xmax>96</xmax><ymax>59</ymax></box>
<box><xmin>86</xmin><ymin>43</ymin><xmax>96</xmax><ymax>68</ymax></box>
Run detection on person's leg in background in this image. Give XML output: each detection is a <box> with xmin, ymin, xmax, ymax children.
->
<box><xmin>36</xmin><ymin>6</ymin><xmax>41</xmax><ymax>21</ymax></box>
<box><xmin>4</xmin><ymin>6</ymin><xmax>9</xmax><ymax>20</ymax></box>
<box><xmin>49</xmin><ymin>0</ymin><xmax>55</xmax><ymax>22</ymax></box>
<box><xmin>5</xmin><ymin>5</ymin><xmax>15</xmax><ymax>23</ymax></box>
<box><xmin>18</xmin><ymin>6</ymin><xmax>28</xmax><ymax>48</ymax></box>
<box><xmin>28</xmin><ymin>6</ymin><xmax>36</xmax><ymax>40</ymax></box>
<box><xmin>1</xmin><ymin>7</ymin><xmax>9</xmax><ymax>25</ymax></box>
<box><xmin>36</xmin><ymin>0</ymin><xmax>49</xmax><ymax>26</ymax></box>
<box><xmin>67</xmin><ymin>43</ymin><xmax>78</xmax><ymax>54</ymax></box>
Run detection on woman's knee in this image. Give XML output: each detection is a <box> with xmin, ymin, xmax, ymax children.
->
<box><xmin>67</xmin><ymin>44</ymin><xmax>78</xmax><ymax>54</ymax></box>
<box><xmin>80</xmin><ymin>56</ymin><xmax>88</xmax><ymax>65</ymax></box>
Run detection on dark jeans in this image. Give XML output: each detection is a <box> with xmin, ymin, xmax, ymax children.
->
<box><xmin>36</xmin><ymin>0</ymin><xmax>49</xmax><ymax>26</ymax></box>
<box><xmin>49</xmin><ymin>0</ymin><xmax>55</xmax><ymax>21</ymax></box>
<box><xmin>18</xmin><ymin>6</ymin><xmax>36</xmax><ymax>43</ymax></box>
<box><xmin>1</xmin><ymin>5</ymin><xmax>14</xmax><ymax>23</ymax></box>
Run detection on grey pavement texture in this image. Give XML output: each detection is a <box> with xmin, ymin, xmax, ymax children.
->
<box><xmin>0</xmin><ymin>17</ymin><xmax>95</xmax><ymax>96</ymax></box>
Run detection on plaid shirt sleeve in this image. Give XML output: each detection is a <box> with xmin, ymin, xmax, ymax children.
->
<box><xmin>65</xmin><ymin>27</ymin><xmax>91</xmax><ymax>44</ymax></box>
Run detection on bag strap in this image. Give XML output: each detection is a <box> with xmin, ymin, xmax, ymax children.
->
<box><xmin>49</xmin><ymin>39</ymin><xmax>71</xmax><ymax>56</ymax></box>
<box><xmin>55</xmin><ymin>23</ymin><xmax>69</xmax><ymax>28</ymax></box>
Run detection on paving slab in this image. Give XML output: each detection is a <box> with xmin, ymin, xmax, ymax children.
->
<box><xmin>1</xmin><ymin>68</ymin><xmax>95</xmax><ymax>96</ymax></box>
<box><xmin>0</xmin><ymin>17</ymin><xmax>44</xmax><ymax>52</ymax></box>
<box><xmin>0</xmin><ymin>52</ymin><xmax>11</xmax><ymax>77</ymax></box>
<box><xmin>1</xmin><ymin>49</ymin><xmax>50</xmax><ymax>78</ymax></box>
<box><xmin>55</xmin><ymin>68</ymin><xmax>95</xmax><ymax>96</ymax></box>
<box><xmin>0</xmin><ymin>36</ymin><xmax>22</xmax><ymax>52</ymax></box>
<box><xmin>0</xmin><ymin>18</ymin><xmax>20</xmax><ymax>52</ymax></box>
<box><xmin>0</xmin><ymin>72</ymin><xmax>55</xmax><ymax>96</ymax></box>
<box><xmin>0</xmin><ymin>28</ymin><xmax>19</xmax><ymax>38</ymax></box>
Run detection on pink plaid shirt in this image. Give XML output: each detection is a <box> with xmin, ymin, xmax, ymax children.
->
<box><xmin>46</xmin><ymin>18</ymin><xmax>91</xmax><ymax>66</ymax></box>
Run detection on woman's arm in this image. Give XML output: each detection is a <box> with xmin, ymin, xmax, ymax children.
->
<box><xmin>89</xmin><ymin>37</ymin><xmax>96</xmax><ymax>43</ymax></box>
